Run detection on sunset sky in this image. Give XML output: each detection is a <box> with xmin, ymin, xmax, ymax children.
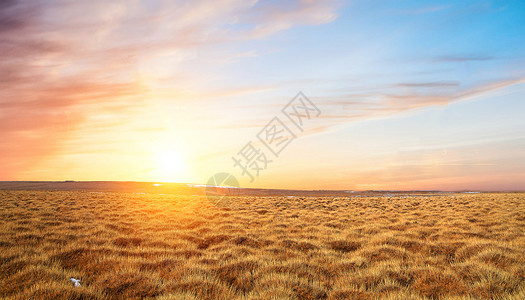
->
<box><xmin>1</xmin><ymin>0</ymin><xmax>525</xmax><ymax>191</ymax></box>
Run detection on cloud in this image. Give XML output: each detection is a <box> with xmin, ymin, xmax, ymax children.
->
<box><xmin>455</xmin><ymin>77</ymin><xmax>525</xmax><ymax>101</ymax></box>
<box><xmin>0</xmin><ymin>0</ymin><xmax>40</xmax><ymax>32</ymax></box>
<box><xmin>295</xmin><ymin>76</ymin><xmax>525</xmax><ymax>138</ymax></box>
<box><xmin>246</xmin><ymin>0</ymin><xmax>342</xmax><ymax>38</ymax></box>
<box><xmin>395</xmin><ymin>81</ymin><xmax>460</xmax><ymax>88</ymax></box>
<box><xmin>433</xmin><ymin>55</ymin><xmax>494</xmax><ymax>62</ymax></box>
<box><xmin>0</xmin><ymin>78</ymin><xmax>145</xmax><ymax>179</ymax></box>
<box><xmin>389</xmin><ymin>5</ymin><xmax>450</xmax><ymax>16</ymax></box>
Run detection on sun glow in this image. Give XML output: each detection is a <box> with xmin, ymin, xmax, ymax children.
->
<box><xmin>155</xmin><ymin>148</ymin><xmax>187</xmax><ymax>182</ymax></box>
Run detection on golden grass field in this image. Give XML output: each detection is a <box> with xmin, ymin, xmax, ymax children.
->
<box><xmin>0</xmin><ymin>190</ymin><xmax>524</xmax><ymax>299</ymax></box>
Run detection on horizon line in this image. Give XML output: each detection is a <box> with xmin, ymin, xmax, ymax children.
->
<box><xmin>0</xmin><ymin>180</ymin><xmax>523</xmax><ymax>193</ymax></box>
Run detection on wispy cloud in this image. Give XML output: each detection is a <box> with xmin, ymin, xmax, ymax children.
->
<box><xmin>395</xmin><ymin>81</ymin><xmax>460</xmax><ymax>88</ymax></box>
<box><xmin>291</xmin><ymin>76</ymin><xmax>525</xmax><ymax>138</ymax></box>
<box><xmin>434</xmin><ymin>55</ymin><xmax>495</xmax><ymax>62</ymax></box>
<box><xmin>246</xmin><ymin>0</ymin><xmax>343</xmax><ymax>38</ymax></box>
<box><xmin>389</xmin><ymin>5</ymin><xmax>450</xmax><ymax>15</ymax></box>
<box><xmin>455</xmin><ymin>77</ymin><xmax>525</xmax><ymax>101</ymax></box>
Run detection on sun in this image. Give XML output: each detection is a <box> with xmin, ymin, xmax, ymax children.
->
<box><xmin>155</xmin><ymin>149</ymin><xmax>186</xmax><ymax>182</ymax></box>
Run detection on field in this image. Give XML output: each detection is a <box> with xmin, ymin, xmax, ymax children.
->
<box><xmin>0</xmin><ymin>190</ymin><xmax>524</xmax><ymax>299</ymax></box>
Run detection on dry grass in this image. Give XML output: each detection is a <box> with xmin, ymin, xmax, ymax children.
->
<box><xmin>0</xmin><ymin>190</ymin><xmax>524</xmax><ymax>299</ymax></box>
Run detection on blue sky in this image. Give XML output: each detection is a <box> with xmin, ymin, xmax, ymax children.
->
<box><xmin>1</xmin><ymin>0</ymin><xmax>524</xmax><ymax>190</ymax></box>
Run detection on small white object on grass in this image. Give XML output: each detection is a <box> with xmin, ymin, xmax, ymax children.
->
<box><xmin>70</xmin><ymin>278</ymin><xmax>81</xmax><ymax>287</ymax></box>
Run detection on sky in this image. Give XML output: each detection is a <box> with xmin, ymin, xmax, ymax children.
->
<box><xmin>1</xmin><ymin>0</ymin><xmax>525</xmax><ymax>191</ymax></box>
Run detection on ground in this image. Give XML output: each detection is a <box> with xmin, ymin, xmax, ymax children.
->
<box><xmin>0</xmin><ymin>190</ymin><xmax>524</xmax><ymax>299</ymax></box>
